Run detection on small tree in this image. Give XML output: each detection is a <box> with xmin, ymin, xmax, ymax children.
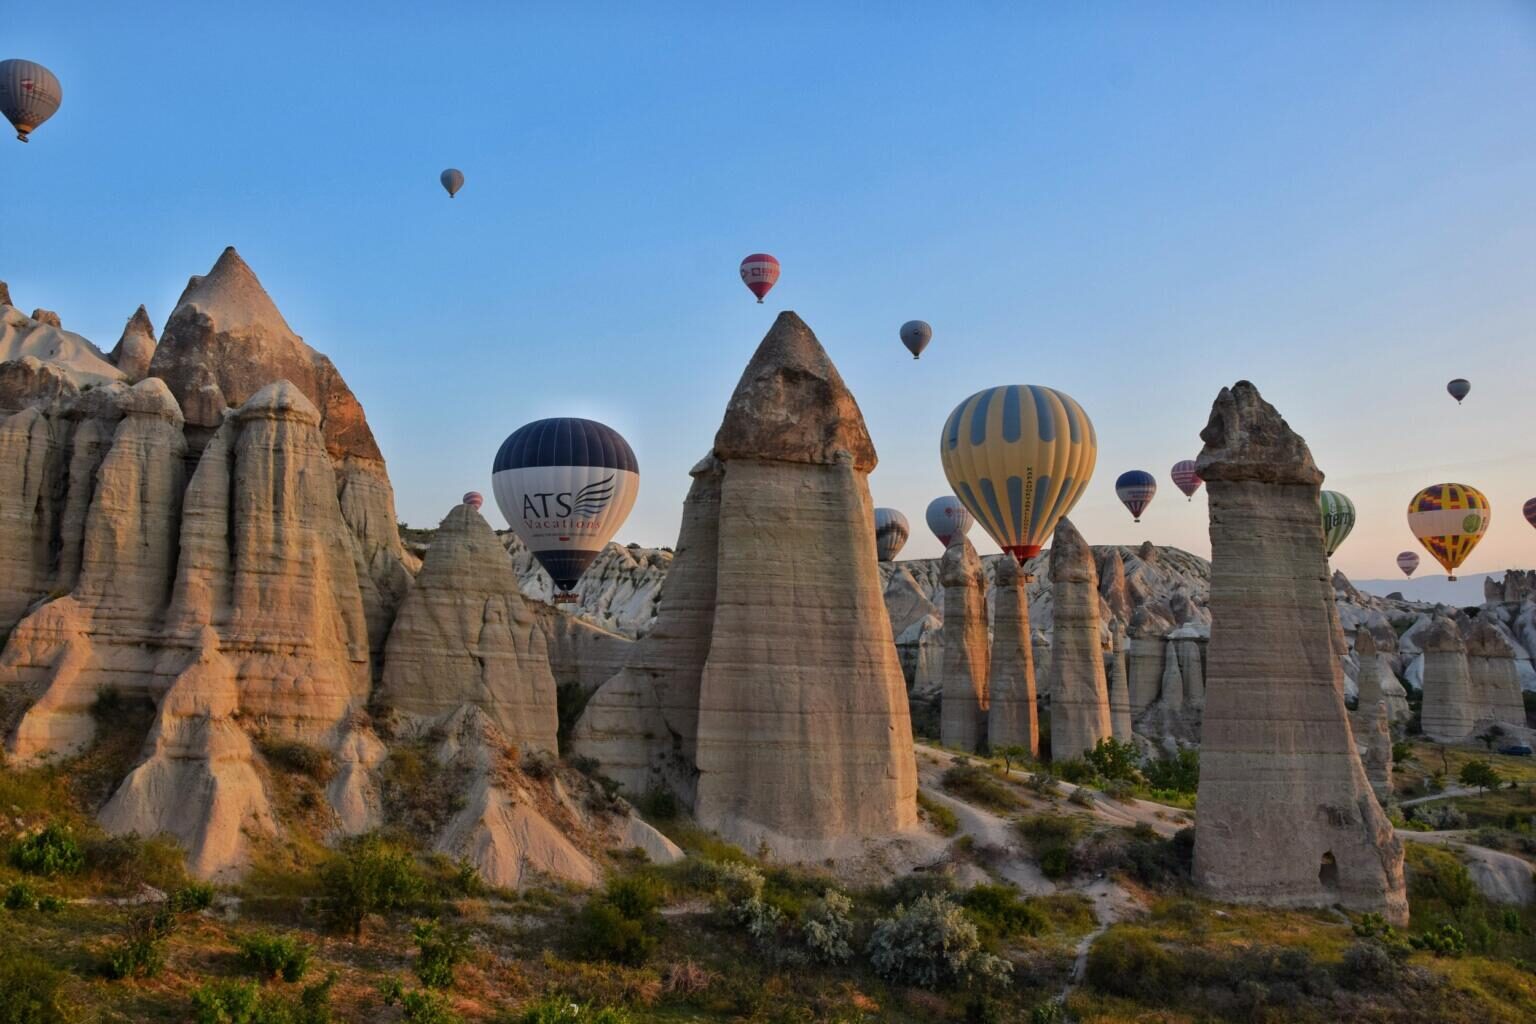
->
<box><xmin>1458</xmin><ymin>759</ymin><xmax>1500</xmax><ymax>795</ymax></box>
<box><xmin>321</xmin><ymin>833</ymin><xmax>423</xmax><ymax>938</ymax></box>
<box><xmin>995</xmin><ymin>745</ymin><xmax>1032</xmax><ymax>776</ymax></box>
<box><xmin>1477</xmin><ymin>725</ymin><xmax>1505</xmax><ymax>752</ymax></box>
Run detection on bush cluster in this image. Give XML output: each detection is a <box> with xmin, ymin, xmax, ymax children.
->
<box><xmin>866</xmin><ymin>893</ymin><xmax>1012</xmax><ymax>990</ymax></box>
<box><xmin>320</xmin><ymin>833</ymin><xmax>423</xmax><ymax>938</ymax></box>
<box><xmin>942</xmin><ymin>763</ymin><xmax>1021</xmax><ymax>813</ymax></box>
<box><xmin>574</xmin><ymin>875</ymin><xmax>665</xmax><ymax>965</ymax></box>
<box><xmin>413</xmin><ymin>919</ymin><xmax>471</xmax><ymax>989</ymax></box>
<box><xmin>9</xmin><ymin>822</ymin><xmax>84</xmax><ymax>877</ymax></box>
<box><xmin>191</xmin><ymin>973</ymin><xmax>336</xmax><ymax>1024</ymax></box>
<box><xmin>237</xmin><ymin>931</ymin><xmax>314</xmax><ymax>982</ymax></box>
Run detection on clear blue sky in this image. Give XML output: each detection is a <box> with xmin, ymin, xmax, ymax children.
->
<box><xmin>4</xmin><ymin>2</ymin><xmax>1534</xmax><ymax>580</ymax></box>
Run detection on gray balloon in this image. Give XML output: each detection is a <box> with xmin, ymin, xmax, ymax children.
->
<box><xmin>440</xmin><ymin>168</ymin><xmax>465</xmax><ymax>198</ymax></box>
<box><xmin>0</xmin><ymin>60</ymin><xmax>63</xmax><ymax>143</ymax></box>
<box><xmin>900</xmin><ymin>320</ymin><xmax>932</xmax><ymax>359</ymax></box>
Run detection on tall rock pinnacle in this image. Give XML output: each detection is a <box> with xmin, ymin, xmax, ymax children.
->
<box><xmin>1192</xmin><ymin>381</ymin><xmax>1407</xmax><ymax>923</ymax></box>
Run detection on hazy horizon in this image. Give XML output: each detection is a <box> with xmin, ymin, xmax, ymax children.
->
<box><xmin>5</xmin><ymin>2</ymin><xmax>1534</xmax><ymax>581</ymax></box>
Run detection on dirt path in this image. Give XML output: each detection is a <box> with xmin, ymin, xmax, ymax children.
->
<box><xmin>1401</xmin><ymin>831</ymin><xmax>1535</xmax><ymax>906</ymax></box>
<box><xmin>1398</xmin><ymin>786</ymin><xmax>1480</xmax><ymax>807</ymax></box>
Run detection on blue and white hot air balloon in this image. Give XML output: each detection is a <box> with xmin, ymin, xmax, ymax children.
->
<box><xmin>1114</xmin><ymin>470</ymin><xmax>1157</xmax><ymax>523</ymax></box>
<box><xmin>492</xmin><ymin>418</ymin><xmax>639</xmax><ymax>600</ymax></box>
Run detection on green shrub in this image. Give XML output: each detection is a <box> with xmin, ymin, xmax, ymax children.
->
<box><xmin>1459</xmin><ymin>759</ymin><xmax>1501</xmax><ymax>794</ymax></box>
<box><xmin>237</xmin><ymin>931</ymin><xmax>313</xmax><ymax>982</ymax></box>
<box><xmin>381</xmin><ymin>978</ymin><xmax>460</xmax><ymax>1023</ymax></box>
<box><xmin>1024</xmin><ymin>771</ymin><xmax>1060</xmax><ymax>797</ymax></box>
<box><xmin>84</xmin><ymin>832</ymin><xmax>189</xmax><ymax>890</ymax></box>
<box><xmin>9</xmin><ymin>823</ymin><xmax>84</xmax><ymax>877</ymax></box>
<box><xmin>4</xmin><ymin>882</ymin><xmax>38</xmax><ymax>911</ymax></box>
<box><xmin>320</xmin><ymin>833</ymin><xmax>423</xmax><ymax>938</ymax></box>
<box><xmin>961</xmin><ymin>884</ymin><xmax>1048</xmax><ymax>941</ymax></box>
<box><xmin>105</xmin><ymin>908</ymin><xmax>176</xmax><ymax>979</ymax></box>
<box><xmin>1037</xmin><ymin>847</ymin><xmax>1072</xmax><ymax>879</ymax></box>
<box><xmin>0</xmin><ymin>948</ymin><xmax>72</xmax><ymax>1023</ymax></box>
<box><xmin>412</xmin><ymin>920</ymin><xmax>470</xmax><ymax>990</ymax></box>
<box><xmin>801</xmin><ymin>889</ymin><xmax>855</xmax><ymax>965</ymax></box>
<box><xmin>36</xmin><ymin>894</ymin><xmax>62</xmax><ymax>914</ymax></box>
<box><xmin>1052</xmin><ymin>759</ymin><xmax>1096</xmax><ymax>785</ymax></box>
<box><xmin>1085</xmin><ymin>928</ymin><xmax>1178</xmax><ymax>1000</ymax></box>
<box><xmin>1084</xmin><ymin>738</ymin><xmax>1141</xmax><ymax>782</ymax></box>
<box><xmin>917</xmin><ymin>792</ymin><xmax>960</xmax><ymax>836</ymax></box>
<box><xmin>942</xmin><ymin>763</ymin><xmax>1020</xmax><ymax>813</ymax></box>
<box><xmin>573</xmin><ymin>875</ymin><xmax>664</xmax><ymax>965</ymax></box>
<box><xmin>866</xmin><ymin>893</ymin><xmax>1012</xmax><ymax>990</ymax></box>
<box><xmin>169</xmin><ymin>882</ymin><xmax>216</xmax><ymax>913</ymax></box>
<box><xmin>1411</xmin><ymin>923</ymin><xmax>1467</xmax><ymax>957</ymax></box>
<box><xmin>1408</xmin><ymin>845</ymin><xmax>1478</xmax><ymax>912</ymax></box>
<box><xmin>1142</xmin><ymin>750</ymin><xmax>1199</xmax><ymax>793</ymax></box>
<box><xmin>516</xmin><ymin>996</ymin><xmax>634</xmax><ymax>1023</ymax></box>
<box><xmin>193</xmin><ymin>972</ymin><xmax>336</xmax><ymax>1024</ymax></box>
<box><xmin>635</xmin><ymin>788</ymin><xmax>679</xmax><ymax>821</ymax></box>
<box><xmin>261</xmin><ymin>740</ymin><xmax>336</xmax><ymax>782</ymax></box>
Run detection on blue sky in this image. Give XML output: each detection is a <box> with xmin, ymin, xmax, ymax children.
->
<box><xmin>4</xmin><ymin>2</ymin><xmax>1534</xmax><ymax>581</ymax></box>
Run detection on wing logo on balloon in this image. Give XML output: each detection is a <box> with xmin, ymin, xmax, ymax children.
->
<box><xmin>571</xmin><ymin>477</ymin><xmax>616</xmax><ymax>517</ymax></box>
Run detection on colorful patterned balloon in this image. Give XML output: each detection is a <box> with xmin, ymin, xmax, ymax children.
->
<box><xmin>925</xmin><ymin>495</ymin><xmax>974</xmax><ymax>547</ymax></box>
<box><xmin>1170</xmin><ymin>460</ymin><xmax>1203</xmax><ymax>500</ymax></box>
<box><xmin>0</xmin><ymin>60</ymin><xmax>62</xmax><ymax>143</ymax></box>
<box><xmin>873</xmin><ymin>508</ymin><xmax>910</xmax><ymax>562</ymax></box>
<box><xmin>1396</xmin><ymin>551</ymin><xmax>1419</xmax><ymax>577</ymax></box>
<box><xmin>1524</xmin><ymin>497</ymin><xmax>1536</xmax><ymax>531</ymax></box>
<box><xmin>492</xmin><ymin>418</ymin><xmax>639</xmax><ymax>597</ymax></box>
<box><xmin>739</xmin><ymin>253</ymin><xmax>780</xmax><ymax>303</ymax></box>
<box><xmin>1115</xmin><ymin>470</ymin><xmax>1157</xmax><ymax>522</ymax></box>
<box><xmin>1407</xmin><ymin>482</ymin><xmax>1490</xmax><ymax>580</ymax></box>
<box><xmin>1320</xmin><ymin>490</ymin><xmax>1356</xmax><ymax>557</ymax></box>
<box><xmin>462</xmin><ymin>491</ymin><xmax>483</xmax><ymax>510</ymax></box>
<box><xmin>939</xmin><ymin>385</ymin><xmax>1097</xmax><ymax>563</ymax></box>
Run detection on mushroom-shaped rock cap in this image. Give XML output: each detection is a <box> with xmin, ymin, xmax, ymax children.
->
<box><xmin>713</xmin><ymin>311</ymin><xmax>876</xmax><ymax>470</ymax></box>
<box><xmin>1419</xmin><ymin>615</ymin><xmax>1466</xmax><ymax>653</ymax></box>
<box><xmin>172</xmin><ymin>246</ymin><xmax>297</xmax><ymax>337</ymax></box>
<box><xmin>0</xmin><ymin>282</ymin><xmax>10</xmax><ymax>306</ymax></box>
<box><xmin>235</xmin><ymin>379</ymin><xmax>322</xmax><ymax>426</ymax></box>
<box><xmin>1196</xmin><ymin>380</ymin><xmax>1322</xmax><ymax>486</ymax></box>
<box><xmin>1466</xmin><ymin>621</ymin><xmax>1518</xmax><ymax>659</ymax></box>
<box><xmin>1049</xmin><ymin>517</ymin><xmax>1095</xmax><ymax>585</ymax></box>
<box><xmin>940</xmin><ymin>533</ymin><xmax>983</xmax><ymax>587</ymax></box>
<box><xmin>30</xmin><ymin>309</ymin><xmax>61</xmax><ymax>328</ymax></box>
<box><xmin>116</xmin><ymin>377</ymin><xmax>184</xmax><ymax>425</ymax></box>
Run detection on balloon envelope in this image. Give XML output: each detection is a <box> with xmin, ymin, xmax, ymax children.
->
<box><xmin>492</xmin><ymin>418</ymin><xmax>639</xmax><ymax>593</ymax></box>
<box><xmin>1524</xmin><ymin>497</ymin><xmax>1536</xmax><ymax>531</ymax></box>
<box><xmin>1396</xmin><ymin>551</ymin><xmax>1419</xmax><ymax>577</ymax></box>
<box><xmin>1115</xmin><ymin>470</ymin><xmax>1157</xmax><ymax>522</ymax></box>
<box><xmin>925</xmin><ymin>495</ymin><xmax>974</xmax><ymax>547</ymax></box>
<box><xmin>1407</xmin><ymin>482</ymin><xmax>1489</xmax><ymax>579</ymax></box>
<box><xmin>462</xmin><ymin>491</ymin><xmax>483</xmax><ymax>510</ymax></box>
<box><xmin>873</xmin><ymin>508</ymin><xmax>910</xmax><ymax>562</ymax></box>
<box><xmin>939</xmin><ymin>385</ymin><xmax>1097</xmax><ymax>562</ymax></box>
<box><xmin>1320</xmin><ymin>490</ymin><xmax>1356</xmax><ymax>557</ymax></box>
<box><xmin>440</xmin><ymin>169</ymin><xmax>465</xmax><ymax>197</ymax></box>
<box><xmin>1170</xmin><ymin>460</ymin><xmax>1203</xmax><ymax>499</ymax></box>
<box><xmin>900</xmin><ymin>321</ymin><xmax>932</xmax><ymax>359</ymax></box>
<box><xmin>739</xmin><ymin>253</ymin><xmax>780</xmax><ymax>302</ymax></box>
<box><xmin>1447</xmin><ymin>378</ymin><xmax>1470</xmax><ymax>404</ymax></box>
<box><xmin>0</xmin><ymin>60</ymin><xmax>62</xmax><ymax>142</ymax></box>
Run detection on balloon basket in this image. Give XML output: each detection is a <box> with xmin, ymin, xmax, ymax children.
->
<box><xmin>554</xmin><ymin>593</ymin><xmax>579</xmax><ymax>605</ymax></box>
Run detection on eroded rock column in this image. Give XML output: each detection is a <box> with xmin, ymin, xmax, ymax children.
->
<box><xmin>939</xmin><ymin>534</ymin><xmax>990</xmax><ymax>752</ymax></box>
<box><xmin>1047</xmin><ymin>518</ymin><xmax>1112</xmax><ymax>761</ymax></box>
<box><xmin>986</xmin><ymin>555</ymin><xmax>1037</xmax><ymax>756</ymax></box>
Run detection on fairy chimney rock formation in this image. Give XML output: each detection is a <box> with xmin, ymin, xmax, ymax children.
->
<box><xmin>1465</xmin><ymin>622</ymin><xmax>1526</xmax><ymax>731</ymax></box>
<box><xmin>379</xmin><ymin>503</ymin><xmax>559</xmax><ymax>753</ymax></box>
<box><xmin>939</xmin><ymin>534</ymin><xmax>990</xmax><ymax>752</ymax></box>
<box><xmin>1126</xmin><ymin>608</ymin><xmax>1165</xmax><ymax>713</ymax></box>
<box><xmin>692</xmin><ymin>312</ymin><xmax>918</xmax><ymax>858</ymax></box>
<box><xmin>1048</xmin><ymin>517</ymin><xmax>1113</xmax><ymax>761</ymax></box>
<box><xmin>1159</xmin><ymin>640</ymin><xmax>1185</xmax><ymax>711</ymax></box>
<box><xmin>1191</xmin><ymin>381</ymin><xmax>1406</xmax><ymax>923</ymax></box>
<box><xmin>109</xmin><ymin>305</ymin><xmax>157</xmax><ymax>382</ymax></box>
<box><xmin>1108</xmin><ymin>622</ymin><xmax>1134</xmax><ymax>741</ymax></box>
<box><xmin>1419</xmin><ymin>617</ymin><xmax>1476</xmax><ymax>742</ymax></box>
<box><xmin>986</xmin><ymin>554</ymin><xmax>1037</xmax><ymax>755</ymax></box>
<box><xmin>1354</xmin><ymin>630</ymin><xmax>1394</xmax><ymax>803</ymax></box>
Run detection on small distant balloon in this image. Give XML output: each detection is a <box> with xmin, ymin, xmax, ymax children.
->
<box><xmin>0</xmin><ymin>59</ymin><xmax>62</xmax><ymax>143</ymax></box>
<box><xmin>1524</xmin><ymin>497</ymin><xmax>1536</xmax><ymax>531</ymax></box>
<box><xmin>1170</xmin><ymin>460</ymin><xmax>1203</xmax><ymax>500</ymax></box>
<box><xmin>440</xmin><ymin>168</ymin><xmax>464</xmax><ymax>198</ymax></box>
<box><xmin>1320</xmin><ymin>490</ymin><xmax>1356</xmax><ymax>557</ymax></box>
<box><xmin>739</xmin><ymin>253</ymin><xmax>780</xmax><ymax>303</ymax></box>
<box><xmin>1407</xmin><ymin>482</ymin><xmax>1489</xmax><ymax>581</ymax></box>
<box><xmin>462</xmin><ymin>491</ymin><xmax>483</xmax><ymax>510</ymax></box>
<box><xmin>900</xmin><ymin>321</ymin><xmax>932</xmax><ymax>359</ymax></box>
<box><xmin>1447</xmin><ymin>378</ymin><xmax>1470</xmax><ymax>404</ymax></box>
<box><xmin>925</xmin><ymin>495</ymin><xmax>974</xmax><ymax>548</ymax></box>
<box><xmin>1115</xmin><ymin>470</ymin><xmax>1157</xmax><ymax>523</ymax></box>
<box><xmin>873</xmin><ymin>508</ymin><xmax>910</xmax><ymax>562</ymax></box>
<box><xmin>1396</xmin><ymin>551</ymin><xmax>1419</xmax><ymax>577</ymax></box>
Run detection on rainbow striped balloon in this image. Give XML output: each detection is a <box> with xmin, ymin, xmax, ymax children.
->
<box><xmin>939</xmin><ymin>385</ymin><xmax>1097</xmax><ymax>562</ymax></box>
<box><xmin>1408</xmin><ymin>483</ymin><xmax>1490</xmax><ymax>579</ymax></box>
<box><xmin>1320</xmin><ymin>490</ymin><xmax>1356</xmax><ymax>557</ymax></box>
<box><xmin>1171</xmin><ymin>460</ymin><xmax>1203</xmax><ymax>500</ymax></box>
<box><xmin>1396</xmin><ymin>551</ymin><xmax>1419</xmax><ymax>577</ymax></box>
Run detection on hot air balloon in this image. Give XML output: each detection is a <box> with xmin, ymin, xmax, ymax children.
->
<box><xmin>440</xmin><ymin>168</ymin><xmax>464</xmax><ymax>198</ymax></box>
<box><xmin>739</xmin><ymin>253</ymin><xmax>779</xmax><ymax>303</ymax></box>
<box><xmin>492</xmin><ymin>418</ymin><xmax>639</xmax><ymax>601</ymax></box>
<box><xmin>1396</xmin><ymin>551</ymin><xmax>1419</xmax><ymax>577</ymax></box>
<box><xmin>1115</xmin><ymin>471</ymin><xmax>1157</xmax><ymax>522</ymax></box>
<box><xmin>925</xmin><ymin>495</ymin><xmax>974</xmax><ymax>547</ymax></box>
<box><xmin>1408</xmin><ymin>483</ymin><xmax>1490</xmax><ymax>581</ymax></box>
<box><xmin>1523</xmin><ymin>497</ymin><xmax>1536</xmax><ymax>531</ymax></box>
<box><xmin>900</xmin><ymin>321</ymin><xmax>932</xmax><ymax>359</ymax></box>
<box><xmin>462</xmin><ymin>491</ymin><xmax>483</xmax><ymax>510</ymax></box>
<box><xmin>0</xmin><ymin>60</ymin><xmax>62</xmax><ymax>143</ymax></box>
<box><xmin>1320</xmin><ymin>490</ymin><xmax>1356</xmax><ymax>557</ymax></box>
<box><xmin>1447</xmin><ymin>378</ymin><xmax>1470</xmax><ymax>404</ymax></box>
<box><xmin>874</xmin><ymin>508</ymin><xmax>910</xmax><ymax>562</ymax></box>
<box><xmin>939</xmin><ymin>385</ymin><xmax>1097</xmax><ymax>563</ymax></box>
<box><xmin>1170</xmin><ymin>460</ymin><xmax>1202</xmax><ymax>500</ymax></box>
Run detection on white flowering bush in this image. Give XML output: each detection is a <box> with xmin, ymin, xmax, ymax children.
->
<box><xmin>866</xmin><ymin>894</ymin><xmax>1012</xmax><ymax>990</ymax></box>
<box><xmin>801</xmin><ymin>890</ymin><xmax>855</xmax><ymax>965</ymax></box>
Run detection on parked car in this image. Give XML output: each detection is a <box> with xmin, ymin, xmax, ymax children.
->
<box><xmin>1497</xmin><ymin>744</ymin><xmax>1533</xmax><ymax>757</ymax></box>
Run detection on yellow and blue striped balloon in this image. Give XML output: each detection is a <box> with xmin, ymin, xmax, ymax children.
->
<box><xmin>939</xmin><ymin>385</ymin><xmax>1097</xmax><ymax>561</ymax></box>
